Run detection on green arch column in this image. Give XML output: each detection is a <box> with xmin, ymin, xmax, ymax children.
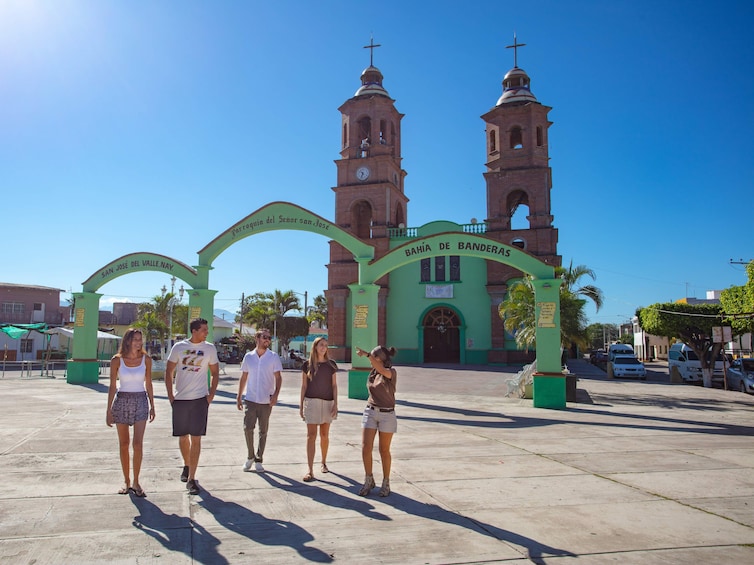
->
<box><xmin>67</xmin><ymin>291</ymin><xmax>103</xmax><ymax>384</ymax></box>
<box><xmin>186</xmin><ymin>288</ymin><xmax>219</xmax><ymax>341</ymax></box>
<box><xmin>347</xmin><ymin>283</ymin><xmax>380</xmax><ymax>400</ymax></box>
<box><xmin>531</xmin><ymin>278</ymin><xmax>564</xmax><ymax>408</ymax></box>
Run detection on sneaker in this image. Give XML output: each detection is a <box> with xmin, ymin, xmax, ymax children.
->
<box><xmin>242</xmin><ymin>459</ymin><xmax>253</xmax><ymax>472</ymax></box>
<box><xmin>186</xmin><ymin>479</ymin><xmax>200</xmax><ymax>495</ymax></box>
<box><xmin>180</xmin><ymin>466</ymin><xmax>189</xmax><ymax>483</ymax></box>
<box><xmin>254</xmin><ymin>461</ymin><xmax>265</xmax><ymax>473</ymax></box>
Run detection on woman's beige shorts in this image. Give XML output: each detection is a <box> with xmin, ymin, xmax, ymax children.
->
<box><xmin>303</xmin><ymin>397</ymin><xmax>335</xmax><ymax>425</ymax></box>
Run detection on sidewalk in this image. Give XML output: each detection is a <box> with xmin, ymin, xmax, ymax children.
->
<box><xmin>1</xmin><ymin>359</ymin><xmax>753</xmax><ymax>564</ymax></box>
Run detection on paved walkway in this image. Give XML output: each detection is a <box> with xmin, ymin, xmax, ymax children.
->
<box><xmin>1</xmin><ymin>359</ymin><xmax>753</xmax><ymax>564</ymax></box>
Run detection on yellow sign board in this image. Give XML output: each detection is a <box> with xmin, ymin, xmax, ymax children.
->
<box><xmin>537</xmin><ymin>302</ymin><xmax>556</xmax><ymax>328</ymax></box>
<box><xmin>353</xmin><ymin>304</ymin><xmax>369</xmax><ymax>329</ymax></box>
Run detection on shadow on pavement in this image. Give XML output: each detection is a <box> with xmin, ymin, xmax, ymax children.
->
<box><xmin>195</xmin><ymin>487</ymin><xmax>334</xmax><ymax>563</ymax></box>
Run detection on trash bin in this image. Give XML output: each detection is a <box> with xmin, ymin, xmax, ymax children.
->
<box><xmin>566</xmin><ymin>374</ymin><xmax>577</xmax><ymax>402</ymax></box>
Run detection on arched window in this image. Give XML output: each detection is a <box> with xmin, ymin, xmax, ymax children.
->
<box><xmin>489</xmin><ymin>130</ymin><xmax>497</xmax><ymax>153</ymax></box>
<box><xmin>395</xmin><ymin>203</ymin><xmax>405</xmax><ymax>228</ymax></box>
<box><xmin>342</xmin><ymin>124</ymin><xmax>348</xmax><ymax>149</ymax></box>
<box><xmin>507</xmin><ymin>190</ymin><xmax>530</xmax><ymax>229</ymax></box>
<box><xmin>358</xmin><ymin>117</ymin><xmax>371</xmax><ymax>157</ymax></box>
<box><xmin>510</xmin><ymin>126</ymin><xmax>523</xmax><ymax>149</ymax></box>
<box><xmin>536</xmin><ymin>126</ymin><xmax>543</xmax><ymax>147</ymax></box>
<box><xmin>352</xmin><ymin>200</ymin><xmax>372</xmax><ymax>239</ymax></box>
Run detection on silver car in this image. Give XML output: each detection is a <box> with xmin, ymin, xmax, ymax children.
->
<box><xmin>725</xmin><ymin>358</ymin><xmax>754</xmax><ymax>394</ymax></box>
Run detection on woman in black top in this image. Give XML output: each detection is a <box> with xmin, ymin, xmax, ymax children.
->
<box><xmin>299</xmin><ymin>337</ymin><xmax>338</xmax><ymax>482</ymax></box>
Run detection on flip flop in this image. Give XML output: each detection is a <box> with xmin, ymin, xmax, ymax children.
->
<box><xmin>131</xmin><ymin>486</ymin><xmax>146</xmax><ymax>497</ymax></box>
<box><xmin>118</xmin><ymin>486</ymin><xmax>131</xmax><ymax>495</ymax></box>
<box><xmin>321</xmin><ymin>463</ymin><xmax>330</xmax><ymax>473</ymax></box>
<box><xmin>303</xmin><ymin>473</ymin><xmax>315</xmax><ymax>482</ymax></box>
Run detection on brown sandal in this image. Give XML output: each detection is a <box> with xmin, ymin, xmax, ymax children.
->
<box><xmin>321</xmin><ymin>463</ymin><xmax>330</xmax><ymax>473</ymax></box>
<box><xmin>303</xmin><ymin>473</ymin><xmax>315</xmax><ymax>482</ymax></box>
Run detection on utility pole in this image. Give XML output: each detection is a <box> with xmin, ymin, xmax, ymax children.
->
<box><xmin>239</xmin><ymin>293</ymin><xmax>244</xmax><ymax>336</ymax></box>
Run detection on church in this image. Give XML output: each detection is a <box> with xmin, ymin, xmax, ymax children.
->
<box><xmin>326</xmin><ymin>39</ymin><xmax>562</xmax><ymax>365</ymax></box>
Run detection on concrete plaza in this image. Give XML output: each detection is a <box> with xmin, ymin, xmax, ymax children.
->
<box><xmin>0</xmin><ymin>358</ymin><xmax>753</xmax><ymax>564</ymax></box>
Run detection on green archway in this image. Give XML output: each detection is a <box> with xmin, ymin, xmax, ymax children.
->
<box><xmin>69</xmin><ymin>203</ymin><xmax>563</xmax><ymax>408</ymax></box>
<box><xmin>348</xmin><ymin>232</ymin><xmax>564</xmax><ymax>408</ymax></box>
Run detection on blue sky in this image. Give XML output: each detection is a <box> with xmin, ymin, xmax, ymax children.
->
<box><xmin>1</xmin><ymin>0</ymin><xmax>752</xmax><ymax>326</ymax></box>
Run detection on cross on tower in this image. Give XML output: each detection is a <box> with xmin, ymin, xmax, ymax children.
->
<box><xmin>506</xmin><ymin>33</ymin><xmax>526</xmax><ymax>68</ymax></box>
<box><xmin>363</xmin><ymin>35</ymin><xmax>381</xmax><ymax>67</ymax></box>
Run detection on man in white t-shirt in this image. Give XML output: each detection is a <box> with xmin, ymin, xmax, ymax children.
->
<box><xmin>166</xmin><ymin>318</ymin><xmax>220</xmax><ymax>495</ymax></box>
<box><xmin>236</xmin><ymin>328</ymin><xmax>282</xmax><ymax>473</ymax></box>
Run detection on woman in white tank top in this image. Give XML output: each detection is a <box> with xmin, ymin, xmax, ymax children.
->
<box><xmin>106</xmin><ymin>328</ymin><xmax>155</xmax><ymax>496</ymax></box>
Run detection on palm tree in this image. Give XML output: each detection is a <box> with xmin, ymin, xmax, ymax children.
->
<box><xmin>498</xmin><ymin>260</ymin><xmax>603</xmax><ymax>351</ymax></box>
<box><xmin>136</xmin><ymin>293</ymin><xmax>174</xmax><ymax>357</ymax></box>
<box><xmin>309</xmin><ymin>294</ymin><xmax>328</xmax><ymax>328</ymax></box>
<box><xmin>499</xmin><ymin>277</ymin><xmax>537</xmax><ymax>350</ymax></box>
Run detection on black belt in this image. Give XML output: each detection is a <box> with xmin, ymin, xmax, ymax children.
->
<box><xmin>367</xmin><ymin>404</ymin><xmax>394</xmax><ymax>413</ymax></box>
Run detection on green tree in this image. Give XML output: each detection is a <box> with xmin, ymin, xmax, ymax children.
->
<box><xmin>133</xmin><ymin>310</ymin><xmax>166</xmax><ymax>357</ymax></box>
<box><xmin>309</xmin><ymin>294</ymin><xmax>328</xmax><ymax>327</ymax></box>
<box><xmin>720</xmin><ymin>260</ymin><xmax>754</xmax><ymax>338</ymax></box>
<box><xmin>498</xmin><ymin>261</ymin><xmax>604</xmax><ymax>353</ymax></box>
<box><xmin>586</xmin><ymin>323</ymin><xmax>619</xmax><ymax>350</ymax></box>
<box><xmin>137</xmin><ymin>294</ymin><xmax>171</xmax><ymax>356</ymax></box>
<box><xmin>636</xmin><ymin>301</ymin><xmax>724</xmax><ymax>387</ymax></box>
<box><xmin>238</xmin><ymin>290</ymin><xmax>305</xmax><ymax>353</ymax></box>
<box><xmin>499</xmin><ymin>277</ymin><xmax>536</xmax><ymax>350</ymax></box>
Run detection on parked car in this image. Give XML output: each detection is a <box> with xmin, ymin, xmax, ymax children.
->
<box><xmin>612</xmin><ymin>355</ymin><xmax>647</xmax><ymax>379</ymax></box>
<box><xmin>590</xmin><ymin>349</ymin><xmax>608</xmax><ymax>364</ymax></box>
<box><xmin>668</xmin><ymin>343</ymin><xmax>725</xmax><ymax>384</ymax></box>
<box><xmin>725</xmin><ymin>358</ymin><xmax>754</xmax><ymax>394</ymax></box>
<box><xmin>608</xmin><ymin>343</ymin><xmax>634</xmax><ymax>362</ymax></box>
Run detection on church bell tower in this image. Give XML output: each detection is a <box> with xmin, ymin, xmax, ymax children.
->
<box><xmin>482</xmin><ymin>36</ymin><xmax>561</xmax><ymax>360</ymax></box>
<box><xmin>327</xmin><ymin>39</ymin><xmax>409</xmax><ymax>360</ymax></box>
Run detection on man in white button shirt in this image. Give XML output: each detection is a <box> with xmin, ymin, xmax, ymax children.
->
<box><xmin>236</xmin><ymin>328</ymin><xmax>282</xmax><ymax>472</ymax></box>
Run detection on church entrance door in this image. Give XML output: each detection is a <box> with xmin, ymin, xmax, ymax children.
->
<box><xmin>423</xmin><ymin>307</ymin><xmax>460</xmax><ymax>363</ymax></box>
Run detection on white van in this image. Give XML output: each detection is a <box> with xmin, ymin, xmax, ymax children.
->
<box><xmin>668</xmin><ymin>343</ymin><xmax>724</xmax><ymax>384</ymax></box>
<box><xmin>608</xmin><ymin>343</ymin><xmax>634</xmax><ymax>362</ymax></box>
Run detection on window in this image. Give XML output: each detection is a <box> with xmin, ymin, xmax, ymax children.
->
<box><xmin>449</xmin><ymin>256</ymin><xmax>460</xmax><ymax>281</ymax></box>
<box><xmin>20</xmin><ymin>339</ymin><xmax>33</xmax><ymax>353</ymax></box>
<box><xmin>489</xmin><ymin>130</ymin><xmax>497</xmax><ymax>153</ymax></box>
<box><xmin>536</xmin><ymin>126</ymin><xmax>543</xmax><ymax>146</ymax></box>
<box><xmin>2</xmin><ymin>302</ymin><xmax>24</xmax><ymax>314</ymax></box>
<box><xmin>420</xmin><ymin>258</ymin><xmax>431</xmax><ymax>282</ymax></box>
<box><xmin>435</xmin><ymin>257</ymin><xmax>446</xmax><ymax>282</ymax></box>
<box><xmin>358</xmin><ymin>117</ymin><xmax>371</xmax><ymax>157</ymax></box>
<box><xmin>510</xmin><ymin>126</ymin><xmax>523</xmax><ymax>149</ymax></box>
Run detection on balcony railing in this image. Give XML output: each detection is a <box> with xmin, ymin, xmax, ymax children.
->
<box><xmin>388</xmin><ymin>221</ymin><xmax>487</xmax><ymax>240</ymax></box>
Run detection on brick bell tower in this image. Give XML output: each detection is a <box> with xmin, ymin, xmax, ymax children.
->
<box><xmin>482</xmin><ymin>36</ymin><xmax>561</xmax><ymax>362</ymax></box>
<box><xmin>327</xmin><ymin>40</ymin><xmax>409</xmax><ymax>361</ymax></box>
